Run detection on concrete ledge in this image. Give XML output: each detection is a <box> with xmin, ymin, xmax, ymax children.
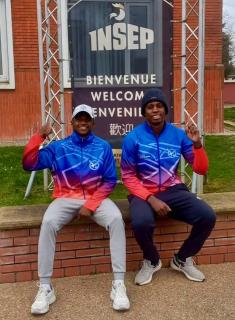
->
<box><xmin>0</xmin><ymin>193</ymin><xmax>235</xmax><ymax>284</ymax></box>
<box><xmin>0</xmin><ymin>200</ymin><xmax>131</xmax><ymax>230</ymax></box>
<box><xmin>0</xmin><ymin>193</ymin><xmax>235</xmax><ymax>230</ymax></box>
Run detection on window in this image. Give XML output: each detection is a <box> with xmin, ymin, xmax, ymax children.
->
<box><xmin>0</xmin><ymin>0</ymin><xmax>15</xmax><ymax>89</ymax></box>
<box><xmin>61</xmin><ymin>0</ymin><xmax>162</xmax><ymax>88</ymax></box>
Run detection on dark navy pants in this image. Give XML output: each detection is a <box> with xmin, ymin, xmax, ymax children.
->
<box><xmin>129</xmin><ymin>183</ymin><xmax>216</xmax><ymax>265</ymax></box>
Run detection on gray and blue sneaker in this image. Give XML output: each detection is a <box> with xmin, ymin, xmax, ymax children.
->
<box><xmin>135</xmin><ymin>259</ymin><xmax>162</xmax><ymax>285</ymax></box>
<box><xmin>170</xmin><ymin>255</ymin><xmax>205</xmax><ymax>282</ymax></box>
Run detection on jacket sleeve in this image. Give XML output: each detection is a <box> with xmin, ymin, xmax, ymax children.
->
<box><xmin>22</xmin><ymin>133</ymin><xmax>54</xmax><ymax>171</ymax></box>
<box><xmin>181</xmin><ymin>132</ymin><xmax>208</xmax><ymax>175</ymax></box>
<box><xmin>191</xmin><ymin>146</ymin><xmax>209</xmax><ymax>175</ymax></box>
<box><xmin>121</xmin><ymin>134</ymin><xmax>152</xmax><ymax>200</ymax></box>
<box><xmin>83</xmin><ymin>143</ymin><xmax>117</xmax><ymax>212</ymax></box>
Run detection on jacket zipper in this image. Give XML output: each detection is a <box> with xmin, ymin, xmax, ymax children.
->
<box><xmin>155</xmin><ymin>136</ymin><xmax>161</xmax><ymax>192</ymax></box>
<box><xmin>80</xmin><ymin>139</ymin><xmax>86</xmax><ymax>199</ymax></box>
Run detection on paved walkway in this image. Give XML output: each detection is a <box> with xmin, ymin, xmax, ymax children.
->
<box><xmin>0</xmin><ymin>263</ymin><xmax>234</xmax><ymax>320</ymax></box>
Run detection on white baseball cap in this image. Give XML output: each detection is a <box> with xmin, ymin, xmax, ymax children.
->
<box><xmin>72</xmin><ymin>104</ymin><xmax>94</xmax><ymax>119</ymax></box>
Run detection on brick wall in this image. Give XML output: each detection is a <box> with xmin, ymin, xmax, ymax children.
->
<box><xmin>224</xmin><ymin>82</ymin><xmax>235</xmax><ymax>104</ymax></box>
<box><xmin>0</xmin><ymin>0</ymin><xmax>223</xmax><ymax>144</ymax></box>
<box><xmin>12</xmin><ymin>0</ymin><xmax>39</xmax><ymax>69</ymax></box>
<box><xmin>1</xmin><ymin>213</ymin><xmax>234</xmax><ymax>284</ymax></box>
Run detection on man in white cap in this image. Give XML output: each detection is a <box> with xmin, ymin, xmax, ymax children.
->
<box><xmin>23</xmin><ymin>104</ymin><xmax>130</xmax><ymax>314</ymax></box>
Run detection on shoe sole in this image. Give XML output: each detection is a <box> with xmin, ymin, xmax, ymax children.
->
<box><xmin>135</xmin><ymin>260</ymin><xmax>162</xmax><ymax>286</ymax></box>
<box><xmin>110</xmin><ymin>291</ymin><xmax>130</xmax><ymax>311</ymax></box>
<box><xmin>31</xmin><ymin>294</ymin><xmax>56</xmax><ymax>314</ymax></box>
<box><xmin>170</xmin><ymin>260</ymin><xmax>205</xmax><ymax>282</ymax></box>
<box><xmin>112</xmin><ymin>301</ymin><xmax>130</xmax><ymax>311</ymax></box>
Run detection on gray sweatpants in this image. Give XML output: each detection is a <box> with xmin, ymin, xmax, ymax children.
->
<box><xmin>38</xmin><ymin>198</ymin><xmax>126</xmax><ymax>281</ymax></box>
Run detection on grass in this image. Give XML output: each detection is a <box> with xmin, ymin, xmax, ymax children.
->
<box><xmin>203</xmin><ymin>136</ymin><xmax>235</xmax><ymax>193</ymax></box>
<box><xmin>224</xmin><ymin>123</ymin><xmax>235</xmax><ymax>131</ymax></box>
<box><xmin>0</xmin><ymin>146</ymin><xmax>128</xmax><ymax>206</ymax></box>
<box><xmin>224</xmin><ymin>107</ymin><xmax>235</xmax><ymax>131</ymax></box>
<box><xmin>0</xmin><ymin>147</ymin><xmax>51</xmax><ymax>206</ymax></box>
<box><xmin>1</xmin><ymin>107</ymin><xmax>235</xmax><ymax>206</ymax></box>
<box><xmin>224</xmin><ymin>106</ymin><xmax>235</xmax><ymax>121</ymax></box>
<box><xmin>0</xmin><ymin>134</ymin><xmax>235</xmax><ymax>206</ymax></box>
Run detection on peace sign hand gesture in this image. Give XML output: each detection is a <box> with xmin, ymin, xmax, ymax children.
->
<box><xmin>185</xmin><ymin>123</ymin><xmax>202</xmax><ymax>148</ymax></box>
<box><xmin>39</xmin><ymin>122</ymin><xmax>52</xmax><ymax>139</ymax></box>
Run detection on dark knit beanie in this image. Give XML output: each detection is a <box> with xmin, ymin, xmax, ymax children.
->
<box><xmin>141</xmin><ymin>88</ymin><xmax>168</xmax><ymax>116</ymax></box>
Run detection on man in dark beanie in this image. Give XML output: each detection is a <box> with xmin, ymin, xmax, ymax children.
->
<box><xmin>141</xmin><ymin>88</ymin><xmax>169</xmax><ymax>115</ymax></box>
<box><xmin>121</xmin><ymin>88</ymin><xmax>216</xmax><ymax>285</ymax></box>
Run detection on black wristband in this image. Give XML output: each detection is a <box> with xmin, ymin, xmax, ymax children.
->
<box><xmin>193</xmin><ymin>142</ymin><xmax>202</xmax><ymax>149</ymax></box>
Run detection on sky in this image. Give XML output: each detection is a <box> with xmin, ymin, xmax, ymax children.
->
<box><xmin>223</xmin><ymin>0</ymin><xmax>235</xmax><ymax>62</ymax></box>
<box><xmin>223</xmin><ymin>0</ymin><xmax>235</xmax><ymax>33</ymax></box>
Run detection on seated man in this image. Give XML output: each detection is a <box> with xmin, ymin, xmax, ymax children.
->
<box><xmin>23</xmin><ymin>104</ymin><xmax>130</xmax><ymax>314</ymax></box>
<box><xmin>121</xmin><ymin>88</ymin><xmax>216</xmax><ymax>285</ymax></box>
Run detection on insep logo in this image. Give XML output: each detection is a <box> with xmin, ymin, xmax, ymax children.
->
<box><xmin>89</xmin><ymin>3</ymin><xmax>154</xmax><ymax>51</ymax></box>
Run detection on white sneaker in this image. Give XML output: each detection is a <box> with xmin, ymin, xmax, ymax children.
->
<box><xmin>110</xmin><ymin>280</ymin><xmax>130</xmax><ymax>311</ymax></box>
<box><xmin>135</xmin><ymin>259</ymin><xmax>162</xmax><ymax>285</ymax></box>
<box><xmin>170</xmin><ymin>256</ymin><xmax>205</xmax><ymax>282</ymax></box>
<box><xmin>31</xmin><ymin>285</ymin><xmax>56</xmax><ymax>314</ymax></box>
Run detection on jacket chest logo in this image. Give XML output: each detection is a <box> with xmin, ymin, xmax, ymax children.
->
<box><xmin>167</xmin><ymin>149</ymin><xmax>177</xmax><ymax>158</ymax></box>
<box><xmin>89</xmin><ymin>160</ymin><xmax>100</xmax><ymax>170</ymax></box>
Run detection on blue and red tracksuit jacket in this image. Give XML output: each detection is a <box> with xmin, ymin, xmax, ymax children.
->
<box><xmin>121</xmin><ymin>121</ymin><xmax>208</xmax><ymax>200</ymax></box>
<box><xmin>23</xmin><ymin>131</ymin><xmax>117</xmax><ymax>211</ymax></box>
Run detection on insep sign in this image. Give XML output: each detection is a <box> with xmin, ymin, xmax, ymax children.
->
<box><xmin>89</xmin><ymin>23</ymin><xmax>154</xmax><ymax>51</ymax></box>
<box><xmin>88</xmin><ymin>3</ymin><xmax>154</xmax><ymax>52</ymax></box>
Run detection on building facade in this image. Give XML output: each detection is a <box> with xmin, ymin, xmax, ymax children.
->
<box><xmin>0</xmin><ymin>0</ymin><xmax>223</xmax><ymax>145</ymax></box>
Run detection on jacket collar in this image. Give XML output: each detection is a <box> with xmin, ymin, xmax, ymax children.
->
<box><xmin>144</xmin><ymin>120</ymin><xmax>168</xmax><ymax>136</ymax></box>
<box><xmin>71</xmin><ymin>131</ymin><xmax>94</xmax><ymax>145</ymax></box>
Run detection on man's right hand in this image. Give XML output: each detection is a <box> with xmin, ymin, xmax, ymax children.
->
<box><xmin>147</xmin><ymin>195</ymin><xmax>171</xmax><ymax>216</ymax></box>
<box><xmin>39</xmin><ymin>123</ymin><xmax>52</xmax><ymax>139</ymax></box>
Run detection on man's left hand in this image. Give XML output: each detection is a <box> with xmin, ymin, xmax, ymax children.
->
<box><xmin>78</xmin><ymin>206</ymin><xmax>94</xmax><ymax>217</ymax></box>
<box><xmin>185</xmin><ymin>123</ymin><xmax>202</xmax><ymax>148</ymax></box>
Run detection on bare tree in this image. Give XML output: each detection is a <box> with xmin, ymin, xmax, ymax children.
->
<box><xmin>223</xmin><ymin>12</ymin><xmax>235</xmax><ymax>79</ymax></box>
